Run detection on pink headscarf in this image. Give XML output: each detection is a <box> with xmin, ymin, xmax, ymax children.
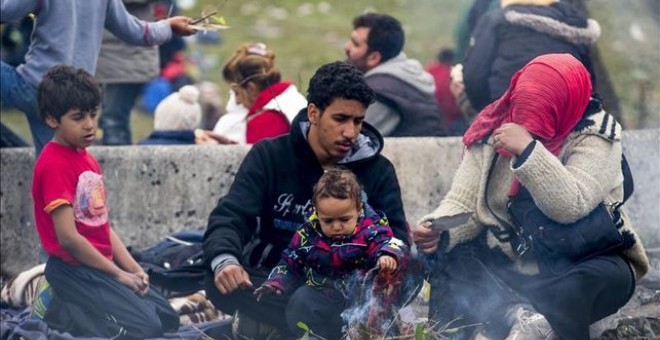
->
<box><xmin>462</xmin><ymin>54</ymin><xmax>592</xmax><ymax>195</ymax></box>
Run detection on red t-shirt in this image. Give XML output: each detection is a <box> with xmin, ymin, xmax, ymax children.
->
<box><xmin>32</xmin><ymin>142</ymin><xmax>113</xmax><ymax>265</ymax></box>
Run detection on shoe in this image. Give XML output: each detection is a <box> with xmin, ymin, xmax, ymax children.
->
<box><xmin>504</xmin><ymin>305</ymin><xmax>556</xmax><ymax>340</ymax></box>
<box><xmin>231</xmin><ymin>310</ymin><xmax>282</xmax><ymax>340</ymax></box>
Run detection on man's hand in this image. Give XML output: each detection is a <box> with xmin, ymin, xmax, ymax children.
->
<box><xmin>378</xmin><ymin>255</ymin><xmax>397</xmax><ymax>273</ymax></box>
<box><xmin>413</xmin><ymin>221</ymin><xmax>441</xmax><ymax>254</ymax></box>
<box><xmin>492</xmin><ymin>123</ymin><xmax>534</xmax><ymax>156</ymax></box>
<box><xmin>253</xmin><ymin>284</ymin><xmax>282</xmax><ymax>302</ymax></box>
<box><xmin>214</xmin><ymin>264</ymin><xmax>253</xmax><ymax>295</ymax></box>
<box><xmin>167</xmin><ymin>16</ymin><xmax>197</xmax><ymax>36</ymax></box>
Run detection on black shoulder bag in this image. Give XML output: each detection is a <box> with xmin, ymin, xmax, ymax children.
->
<box><xmin>485</xmin><ymin>154</ymin><xmax>632</xmax><ymax>276</ymax></box>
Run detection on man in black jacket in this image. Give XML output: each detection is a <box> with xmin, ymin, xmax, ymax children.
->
<box><xmin>203</xmin><ymin>61</ymin><xmax>409</xmax><ymax>338</ymax></box>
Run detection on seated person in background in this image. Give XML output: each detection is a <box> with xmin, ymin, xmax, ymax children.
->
<box><xmin>140</xmin><ymin>85</ymin><xmax>202</xmax><ymax>145</ymax></box>
<box><xmin>344</xmin><ymin>13</ymin><xmax>446</xmax><ymax>137</ymax></box>
<box><xmin>203</xmin><ymin>61</ymin><xmax>410</xmax><ymax>339</ymax></box>
<box><xmin>255</xmin><ymin>169</ymin><xmax>405</xmax><ymax>339</ymax></box>
<box><xmin>413</xmin><ymin>54</ymin><xmax>648</xmax><ymax>340</ymax></box>
<box><xmin>210</xmin><ymin>42</ymin><xmax>307</xmax><ymax>145</ymax></box>
<box><xmin>32</xmin><ymin>65</ymin><xmax>178</xmax><ymax>338</ymax></box>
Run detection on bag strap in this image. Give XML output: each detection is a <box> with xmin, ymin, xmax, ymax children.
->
<box><xmin>483</xmin><ymin>154</ymin><xmax>516</xmax><ymax>242</ymax></box>
<box><xmin>621</xmin><ymin>154</ymin><xmax>634</xmax><ymax>204</ymax></box>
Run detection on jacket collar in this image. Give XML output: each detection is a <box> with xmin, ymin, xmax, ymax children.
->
<box><xmin>289</xmin><ymin>108</ymin><xmax>384</xmax><ymax>166</ymax></box>
<box><xmin>248</xmin><ymin>81</ymin><xmax>292</xmax><ymax>115</ymax></box>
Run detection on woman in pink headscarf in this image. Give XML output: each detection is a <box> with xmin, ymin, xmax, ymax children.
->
<box><xmin>413</xmin><ymin>54</ymin><xmax>649</xmax><ymax>340</ymax></box>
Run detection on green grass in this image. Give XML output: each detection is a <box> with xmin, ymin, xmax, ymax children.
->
<box><xmin>185</xmin><ymin>0</ymin><xmax>471</xmax><ymax>90</ymax></box>
<box><xmin>0</xmin><ymin>109</ymin><xmax>154</xmax><ymax>145</ymax></box>
<box><xmin>2</xmin><ymin>0</ymin><xmax>658</xmax><ymax>145</ymax></box>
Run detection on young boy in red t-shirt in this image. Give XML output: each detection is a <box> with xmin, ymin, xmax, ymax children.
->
<box><xmin>31</xmin><ymin>65</ymin><xmax>178</xmax><ymax>338</ymax></box>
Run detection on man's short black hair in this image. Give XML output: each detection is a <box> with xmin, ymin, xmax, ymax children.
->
<box><xmin>352</xmin><ymin>13</ymin><xmax>404</xmax><ymax>63</ymax></box>
<box><xmin>38</xmin><ymin>64</ymin><xmax>102</xmax><ymax>121</ymax></box>
<box><xmin>307</xmin><ymin>61</ymin><xmax>374</xmax><ymax>112</ymax></box>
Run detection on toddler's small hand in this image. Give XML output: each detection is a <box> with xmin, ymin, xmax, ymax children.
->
<box><xmin>378</xmin><ymin>255</ymin><xmax>397</xmax><ymax>273</ymax></box>
<box><xmin>253</xmin><ymin>284</ymin><xmax>281</xmax><ymax>302</ymax></box>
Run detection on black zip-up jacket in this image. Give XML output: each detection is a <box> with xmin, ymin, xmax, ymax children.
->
<box><xmin>464</xmin><ymin>2</ymin><xmax>599</xmax><ymax>111</ymax></box>
<box><xmin>203</xmin><ymin>109</ymin><xmax>408</xmax><ymax>271</ymax></box>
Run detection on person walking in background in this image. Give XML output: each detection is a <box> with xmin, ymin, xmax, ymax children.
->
<box><xmin>344</xmin><ymin>13</ymin><xmax>447</xmax><ymax>137</ymax></box>
<box><xmin>211</xmin><ymin>42</ymin><xmax>307</xmax><ymax>145</ymax></box>
<box><xmin>32</xmin><ymin>65</ymin><xmax>179</xmax><ymax>338</ymax></box>
<box><xmin>426</xmin><ymin>48</ymin><xmax>467</xmax><ymax>136</ymax></box>
<box><xmin>96</xmin><ymin>0</ymin><xmax>162</xmax><ymax>146</ymax></box>
<box><xmin>254</xmin><ymin>169</ymin><xmax>405</xmax><ymax>339</ymax></box>
<box><xmin>203</xmin><ymin>61</ymin><xmax>410</xmax><ymax>339</ymax></box>
<box><xmin>139</xmin><ymin>85</ymin><xmax>202</xmax><ymax>145</ymax></box>
<box><xmin>0</xmin><ymin>0</ymin><xmax>195</xmax><ymax>155</ymax></box>
<box><xmin>413</xmin><ymin>54</ymin><xmax>648</xmax><ymax>339</ymax></box>
<box><xmin>461</xmin><ymin>0</ymin><xmax>601</xmax><ymax>112</ymax></box>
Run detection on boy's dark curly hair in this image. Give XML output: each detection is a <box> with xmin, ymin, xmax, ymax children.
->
<box><xmin>38</xmin><ymin>64</ymin><xmax>102</xmax><ymax>121</ymax></box>
<box><xmin>306</xmin><ymin>61</ymin><xmax>374</xmax><ymax>112</ymax></box>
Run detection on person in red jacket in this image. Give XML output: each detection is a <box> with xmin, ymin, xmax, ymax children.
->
<box><xmin>426</xmin><ymin>48</ymin><xmax>467</xmax><ymax>136</ymax></box>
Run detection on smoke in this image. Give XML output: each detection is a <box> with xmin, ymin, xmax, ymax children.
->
<box><xmin>339</xmin><ymin>265</ymin><xmax>425</xmax><ymax>339</ymax></box>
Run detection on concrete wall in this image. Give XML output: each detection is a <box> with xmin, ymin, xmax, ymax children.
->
<box><xmin>2</xmin><ymin>131</ymin><xmax>658</xmax><ymax>277</ymax></box>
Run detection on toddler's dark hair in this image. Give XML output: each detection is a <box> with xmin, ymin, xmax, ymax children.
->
<box><xmin>312</xmin><ymin>168</ymin><xmax>362</xmax><ymax>209</ymax></box>
<box><xmin>38</xmin><ymin>64</ymin><xmax>102</xmax><ymax>121</ymax></box>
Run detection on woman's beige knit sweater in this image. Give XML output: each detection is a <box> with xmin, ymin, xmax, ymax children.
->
<box><xmin>421</xmin><ymin>110</ymin><xmax>649</xmax><ymax>279</ymax></box>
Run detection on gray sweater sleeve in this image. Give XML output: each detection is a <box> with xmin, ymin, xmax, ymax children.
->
<box><xmin>365</xmin><ymin>100</ymin><xmax>400</xmax><ymax>137</ymax></box>
<box><xmin>103</xmin><ymin>0</ymin><xmax>171</xmax><ymax>46</ymax></box>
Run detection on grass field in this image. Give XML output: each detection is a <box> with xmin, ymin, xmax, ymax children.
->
<box><xmin>2</xmin><ymin>0</ymin><xmax>658</xmax><ymax>145</ymax></box>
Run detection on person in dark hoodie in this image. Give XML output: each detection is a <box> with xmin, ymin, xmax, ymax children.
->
<box><xmin>203</xmin><ymin>61</ymin><xmax>409</xmax><ymax>339</ymax></box>
<box><xmin>462</xmin><ymin>0</ymin><xmax>601</xmax><ymax>111</ymax></box>
<box><xmin>344</xmin><ymin>13</ymin><xmax>447</xmax><ymax>137</ymax></box>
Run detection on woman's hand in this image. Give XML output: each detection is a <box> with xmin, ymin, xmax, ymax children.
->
<box><xmin>195</xmin><ymin>129</ymin><xmax>238</xmax><ymax>145</ymax></box>
<box><xmin>377</xmin><ymin>255</ymin><xmax>398</xmax><ymax>273</ymax></box>
<box><xmin>493</xmin><ymin>123</ymin><xmax>534</xmax><ymax>156</ymax></box>
<box><xmin>413</xmin><ymin>221</ymin><xmax>441</xmax><ymax>254</ymax></box>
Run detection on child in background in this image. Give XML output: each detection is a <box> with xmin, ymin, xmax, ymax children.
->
<box><xmin>140</xmin><ymin>85</ymin><xmax>202</xmax><ymax>145</ymax></box>
<box><xmin>32</xmin><ymin>65</ymin><xmax>178</xmax><ymax>338</ymax></box>
<box><xmin>254</xmin><ymin>169</ymin><xmax>406</xmax><ymax>339</ymax></box>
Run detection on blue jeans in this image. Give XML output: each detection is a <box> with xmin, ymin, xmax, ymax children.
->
<box><xmin>0</xmin><ymin>61</ymin><xmax>53</xmax><ymax>155</ymax></box>
<box><xmin>100</xmin><ymin>83</ymin><xmax>144</xmax><ymax>145</ymax></box>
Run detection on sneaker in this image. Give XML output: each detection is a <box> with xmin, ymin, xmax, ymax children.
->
<box><xmin>504</xmin><ymin>305</ymin><xmax>555</xmax><ymax>340</ymax></box>
<box><xmin>231</xmin><ymin>310</ymin><xmax>282</xmax><ymax>340</ymax></box>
